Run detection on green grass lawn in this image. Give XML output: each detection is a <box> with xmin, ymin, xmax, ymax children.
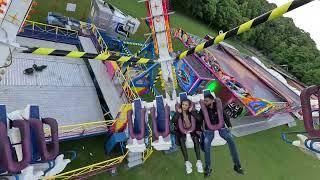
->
<box><xmin>60</xmin><ymin>121</ymin><xmax>320</xmax><ymax>180</ymax></box>
<box><xmin>31</xmin><ymin>0</ymin><xmax>91</xmax><ymax>22</ymax></box>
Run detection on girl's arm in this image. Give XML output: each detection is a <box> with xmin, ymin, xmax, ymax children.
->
<box><xmin>190</xmin><ymin>110</ymin><xmax>203</xmax><ymax>132</ymax></box>
<box><xmin>171</xmin><ymin>112</ymin><xmax>181</xmax><ymax>124</ymax></box>
<box><xmin>190</xmin><ymin>110</ymin><xmax>202</xmax><ymax>122</ymax></box>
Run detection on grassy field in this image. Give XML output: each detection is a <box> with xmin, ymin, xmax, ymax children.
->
<box><xmin>31</xmin><ymin>0</ymin><xmax>91</xmax><ymax>22</ymax></box>
<box><xmin>60</xmin><ymin>121</ymin><xmax>320</xmax><ymax>180</ymax></box>
<box><xmin>31</xmin><ymin>0</ymin><xmax>320</xmax><ymax>180</ymax></box>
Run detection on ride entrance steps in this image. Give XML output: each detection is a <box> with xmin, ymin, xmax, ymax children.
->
<box><xmin>126</xmin><ymin>152</ymin><xmax>143</xmax><ymax>169</ymax></box>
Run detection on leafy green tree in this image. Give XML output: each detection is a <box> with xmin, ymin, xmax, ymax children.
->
<box><xmin>172</xmin><ymin>0</ymin><xmax>320</xmax><ymax>85</ymax></box>
<box><xmin>214</xmin><ymin>0</ymin><xmax>243</xmax><ymax>30</ymax></box>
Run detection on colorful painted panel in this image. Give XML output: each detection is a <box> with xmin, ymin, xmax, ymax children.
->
<box><xmin>175</xmin><ymin>60</ymin><xmax>198</xmax><ymax>92</ymax></box>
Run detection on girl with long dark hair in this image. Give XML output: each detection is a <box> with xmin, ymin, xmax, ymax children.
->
<box><xmin>171</xmin><ymin>99</ymin><xmax>203</xmax><ymax>174</ymax></box>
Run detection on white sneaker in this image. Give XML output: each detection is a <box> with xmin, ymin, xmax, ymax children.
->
<box><xmin>185</xmin><ymin>161</ymin><xmax>192</xmax><ymax>174</ymax></box>
<box><xmin>196</xmin><ymin>160</ymin><xmax>204</xmax><ymax>173</ymax></box>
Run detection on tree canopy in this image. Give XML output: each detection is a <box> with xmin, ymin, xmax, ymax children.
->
<box><xmin>172</xmin><ymin>0</ymin><xmax>320</xmax><ymax>85</ymax></box>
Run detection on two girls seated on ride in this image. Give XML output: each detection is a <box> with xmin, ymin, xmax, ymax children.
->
<box><xmin>171</xmin><ymin>96</ymin><xmax>244</xmax><ymax>176</ymax></box>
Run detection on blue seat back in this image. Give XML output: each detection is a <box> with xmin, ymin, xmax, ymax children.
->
<box><xmin>156</xmin><ymin>96</ymin><xmax>165</xmax><ymax>132</ymax></box>
<box><xmin>29</xmin><ymin>105</ymin><xmax>41</xmax><ymax>162</ymax></box>
<box><xmin>133</xmin><ymin>99</ymin><xmax>142</xmax><ymax>134</ymax></box>
<box><xmin>29</xmin><ymin>106</ymin><xmax>40</xmax><ymax>119</ymax></box>
<box><xmin>0</xmin><ymin>105</ymin><xmax>7</xmax><ymax>173</ymax></box>
<box><xmin>179</xmin><ymin>92</ymin><xmax>188</xmax><ymax>101</ymax></box>
<box><xmin>203</xmin><ymin>89</ymin><xmax>212</xmax><ymax>97</ymax></box>
<box><xmin>0</xmin><ymin>105</ymin><xmax>7</xmax><ymax>128</ymax></box>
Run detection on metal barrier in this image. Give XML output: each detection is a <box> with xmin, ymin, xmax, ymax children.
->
<box><xmin>89</xmin><ymin>24</ymin><xmax>138</xmax><ymax>103</ymax></box>
<box><xmin>22</xmin><ymin>20</ymin><xmax>79</xmax><ymax>38</ymax></box>
<box><xmin>45</xmin><ymin>120</ymin><xmax>115</xmax><ymax>141</ymax></box>
<box><xmin>46</xmin><ymin>104</ymin><xmax>133</xmax><ymax>140</ymax></box>
<box><xmin>41</xmin><ymin>104</ymin><xmax>153</xmax><ymax>179</ymax></box>
<box><xmin>90</xmin><ymin>24</ymin><xmax>108</xmax><ymax>53</ymax></box>
<box><xmin>114</xmin><ymin>70</ymin><xmax>139</xmax><ymax>102</ymax></box>
<box><xmin>45</xmin><ymin>151</ymin><xmax>128</xmax><ymax>179</ymax></box>
<box><xmin>143</xmin><ymin>123</ymin><xmax>154</xmax><ymax>162</ymax></box>
<box><xmin>44</xmin><ymin>104</ymin><xmax>132</xmax><ymax>179</ymax></box>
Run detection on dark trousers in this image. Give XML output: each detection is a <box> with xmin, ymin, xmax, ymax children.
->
<box><xmin>203</xmin><ymin>128</ymin><xmax>241</xmax><ymax>168</ymax></box>
<box><xmin>179</xmin><ymin>135</ymin><xmax>201</xmax><ymax>161</ymax></box>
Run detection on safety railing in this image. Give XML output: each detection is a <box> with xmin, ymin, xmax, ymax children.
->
<box><xmin>22</xmin><ymin>20</ymin><xmax>78</xmax><ymax>38</ymax></box>
<box><xmin>90</xmin><ymin>24</ymin><xmax>108</xmax><ymax>53</ymax></box>
<box><xmin>116</xmin><ymin>104</ymin><xmax>132</xmax><ymax>119</ymax></box>
<box><xmin>123</xmin><ymin>40</ymin><xmax>144</xmax><ymax>47</ymax></box>
<box><xmin>45</xmin><ymin>151</ymin><xmax>128</xmax><ymax>179</ymax></box>
<box><xmin>272</xmin><ymin>102</ymin><xmax>290</xmax><ymax>111</ymax></box>
<box><xmin>44</xmin><ymin>105</ymin><xmax>132</xmax><ymax>179</ymax></box>
<box><xmin>44</xmin><ymin>120</ymin><xmax>115</xmax><ymax>140</ymax></box>
<box><xmin>113</xmin><ymin>69</ymin><xmax>138</xmax><ymax>102</ymax></box>
<box><xmin>143</xmin><ymin>123</ymin><xmax>153</xmax><ymax>162</ymax></box>
<box><xmin>171</xmin><ymin>66</ymin><xmax>178</xmax><ymax>89</ymax></box>
<box><xmin>89</xmin><ymin>24</ymin><xmax>138</xmax><ymax>103</ymax></box>
<box><xmin>45</xmin><ymin>104</ymin><xmax>133</xmax><ymax>140</ymax></box>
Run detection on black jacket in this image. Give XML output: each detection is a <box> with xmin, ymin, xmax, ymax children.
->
<box><xmin>171</xmin><ymin>110</ymin><xmax>202</xmax><ymax>135</ymax></box>
<box><xmin>200</xmin><ymin>103</ymin><xmax>232</xmax><ymax>130</ymax></box>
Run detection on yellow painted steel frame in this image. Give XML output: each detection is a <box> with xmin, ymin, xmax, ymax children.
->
<box><xmin>114</xmin><ymin>70</ymin><xmax>139</xmax><ymax>102</ymax></box>
<box><xmin>44</xmin><ymin>104</ymin><xmax>134</xmax><ymax>179</ymax></box>
<box><xmin>143</xmin><ymin>123</ymin><xmax>154</xmax><ymax>162</ymax></box>
<box><xmin>117</xmin><ymin>104</ymin><xmax>132</xmax><ymax>119</ymax></box>
<box><xmin>50</xmin><ymin>104</ymin><xmax>132</xmax><ymax>136</ymax></box>
<box><xmin>23</xmin><ymin>20</ymin><xmax>79</xmax><ymax>37</ymax></box>
<box><xmin>44</xmin><ymin>151</ymin><xmax>129</xmax><ymax>180</ymax></box>
<box><xmin>90</xmin><ymin>24</ymin><xmax>108</xmax><ymax>53</ymax></box>
<box><xmin>46</xmin><ymin>107</ymin><xmax>154</xmax><ymax>179</ymax></box>
<box><xmin>90</xmin><ymin>24</ymin><xmax>138</xmax><ymax>102</ymax></box>
<box><xmin>49</xmin><ymin>104</ymin><xmax>130</xmax><ymax>137</ymax></box>
<box><xmin>44</xmin><ymin>120</ymin><xmax>115</xmax><ymax>138</ymax></box>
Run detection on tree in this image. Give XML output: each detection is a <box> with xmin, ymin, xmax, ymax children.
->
<box><xmin>301</xmin><ymin>69</ymin><xmax>320</xmax><ymax>85</ymax></box>
<box><xmin>214</xmin><ymin>0</ymin><xmax>243</xmax><ymax>30</ymax></box>
<box><xmin>172</xmin><ymin>0</ymin><xmax>320</xmax><ymax>85</ymax></box>
<box><xmin>201</xmin><ymin>0</ymin><xmax>218</xmax><ymax>23</ymax></box>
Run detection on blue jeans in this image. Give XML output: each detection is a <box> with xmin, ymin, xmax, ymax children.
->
<box><xmin>203</xmin><ymin>128</ymin><xmax>241</xmax><ymax>168</ymax></box>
